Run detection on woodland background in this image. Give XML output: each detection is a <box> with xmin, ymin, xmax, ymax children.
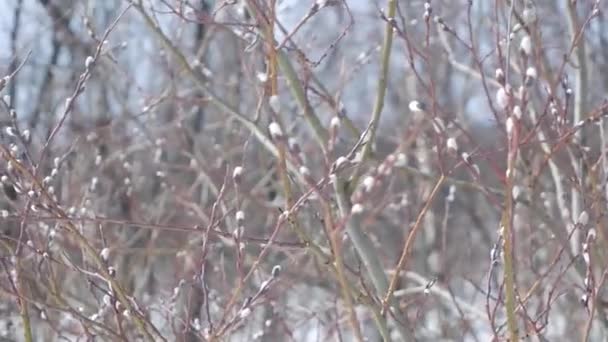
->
<box><xmin>1</xmin><ymin>0</ymin><xmax>608</xmax><ymax>341</ymax></box>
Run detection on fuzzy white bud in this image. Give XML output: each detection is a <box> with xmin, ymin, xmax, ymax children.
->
<box><xmin>506</xmin><ymin>117</ymin><xmax>515</xmax><ymax>135</ymax></box>
<box><xmin>512</xmin><ymin>185</ymin><xmax>522</xmax><ymax>200</ymax></box>
<box><xmin>495</xmin><ymin>68</ymin><xmax>505</xmax><ymax>82</ymax></box>
<box><xmin>21</xmin><ymin>129</ymin><xmax>31</xmax><ymax>142</ymax></box>
<box><xmin>268</xmin><ymin>122</ymin><xmax>283</xmax><ymax>140</ymax></box>
<box><xmin>299</xmin><ymin>166</ymin><xmax>311</xmax><ymax>178</ymax></box>
<box><xmin>236</xmin><ymin>210</ymin><xmax>245</xmax><ymax>223</ymax></box>
<box><xmin>378</xmin><ymin>160</ymin><xmax>392</xmax><ymax>176</ymax></box>
<box><xmin>239</xmin><ymin>307</ymin><xmax>252</xmax><ymax>319</ymax></box>
<box><xmin>272</xmin><ymin>265</ymin><xmax>281</xmax><ymax>277</ymax></box>
<box><xmin>525</xmin><ymin>66</ymin><xmax>537</xmax><ymax>80</ymax></box>
<box><xmin>588</xmin><ymin>228</ymin><xmax>597</xmax><ymax>240</ymax></box>
<box><xmin>362</xmin><ymin>176</ymin><xmax>375</xmax><ymax>192</ymax></box>
<box><xmin>233</xmin><ymin>166</ymin><xmax>244</xmax><ymax>183</ymax></box>
<box><xmin>10</xmin><ymin>144</ymin><xmax>18</xmax><ymax>155</ymax></box>
<box><xmin>256</xmin><ymin>72</ymin><xmax>268</xmax><ymax>83</ymax></box>
<box><xmin>351</xmin><ymin>203</ymin><xmax>365</xmax><ymax>214</ymax></box>
<box><xmin>268</xmin><ymin>95</ymin><xmax>280</xmax><ymax>113</ymax></box>
<box><xmin>335</xmin><ymin>156</ymin><xmax>349</xmax><ymax>170</ymax></box>
<box><xmin>408</xmin><ymin>100</ymin><xmax>425</xmax><ymax>113</ymax></box>
<box><xmin>496</xmin><ymin>87</ymin><xmax>509</xmax><ymax>110</ymax></box>
<box><xmin>394</xmin><ymin>153</ymin><xmax>407</xmax><ymax>167</ymax></box>
<box><xmin>100</xmin><ymin>248</ymin><xmax>110</xmax><ymax>261</ymax></box>
<box><xmin>330</xmin><ymin>116</ymin><xmax>341</xmax><ymax>130</ymax></box>
<box><xmin>583</xmin><ymin>250</ymin><xmax>590</xmax><ymax>265</ymax></box>
<box><xmin>551</xmin><ymin>106</ymin><xmax>559</xmax><ymax>117</ymax></box>
<box><xmin>446</xmin><ymin>137</ymin><xmax>458</xmax><ymax>153</ymax></box>
<box><xmin>520</xmin><ymin>35</ymin><xmax>532</xmax><ymax>56</ymax></box>
<box><xmin>85</xmin><ymin>56</ymin><xmax>94</xmax><ymax>69</ymax></box>
<box><xmin>577</xmin><ymin>211</ymin><xmax>589</xmax><ymax>226</ymax></box>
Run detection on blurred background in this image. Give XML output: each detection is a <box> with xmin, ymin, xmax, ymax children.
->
<box><xmin>1</xmin><ymin>0</ymin><xmax>608</xmax><ymax>341</ymax></box>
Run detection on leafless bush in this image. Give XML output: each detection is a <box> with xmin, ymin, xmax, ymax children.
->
<box><xmin>1</xmin><ymin>0</ymin><xmax>608</xmax><ymax>341</ymax></box>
